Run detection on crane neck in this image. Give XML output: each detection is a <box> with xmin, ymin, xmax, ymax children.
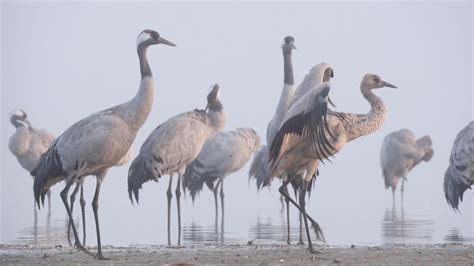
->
<box><xmin>345</xmin><ymin>85</ymin><xmax>387</xmax><ymax>141</ymax></box>
<box><xmin>267</xmin><ymin>49</ymin><xmax>295</xmax><ymax>144</ymax></box>
<box><xmin>11</xmin><ymin>118</ymin><xmax>31</xmax><ymax>129</ymax></box>
<box><xmin>121</xmin><ymin>45</ymin><xmax>155</xmax><ymax>132</ymax></box>
<box><xmin>207</xmin><ymin>102</ymin><xmax>226</xmax><ymax>134</ymax></box>
<box><xmin>137</xmin><ymin>43</ymin><xmax>152</xmax><ymax>79</ymax></box>
<box><xmin>283</xmin><ymin>51</ymin><xmax>294</xmax><ymax>85</ymax></box>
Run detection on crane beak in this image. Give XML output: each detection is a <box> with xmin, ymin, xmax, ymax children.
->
<box><xmin>205</xmin><ymin>103</ymin><xmax>210</xmax><ymax>112</ymax></box>
<box><xmin>382</xmin><ymin>80</ymin><xmax>397</xmax><ymax>88</ymax></box>
<box><xmin>158</xmin><ymin>37</ymin><xmax>177</xmax><ymax>47</ymax></box>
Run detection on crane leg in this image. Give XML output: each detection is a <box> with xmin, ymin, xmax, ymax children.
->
<box><xmin>60</xmin><ymin>179</ymin><xmax>92</xmax><ymax>256</ymax></box>
<box><xmin>297</xmin><ymin>188</ymin><xmax>305</xmax><ymax>246</ymax></box>
<box><xmin>33</xmin><ymin>201</ymin><xmax>38</xmax><ymax>243</ymax></box>
<box><xmin>68</xmin><ymin>181</ymin><xmax>81</xmax><ymax>246</ymax></box>
<box><xmin>167</xmin><ymin>176</ymin><xmax>173</xmax><ymax>246</ymax></box>
<box><xmin>392</xmin><ymin>187</ymin><xmax>396</xmax><ymax>208</ymax></box>
<box><xmin>279</xmin><ymin>195</ymin><xmax>285</xmax><ymax>214</ymax></box>
<box><xmin>175</xmin><ymin>175</ymin><xmax>182</xmax><ymax>246</ymax></box>
<box><xmin>401</xmin><ymin>179</ymin><xmax>405</xmax><ymax>203</ymax></box>
<box><xmin>92</xmin><ymin>175</ymin><xmax>107</xmax><ymax>260</ymax></box>
<box><xmin>278</xmin><ymin>177</ymin><xmax>325</xmax><ymax>243</ymax></box>
<box><xmin>47</xmin><ymin>189</ymin><xmax>52</xmax><ymax>212</ymax></box>
<box><xmin>220</xmin><ymin>179</ymin><xmax>225</xmax><ymax>226</ymax></box>
<box><xmin>220</xmin><ymin>179</ymin><xmax>225</xmax><ymax>245</ymax></box>
<box><xmin>213</xmin><ymin>179</ymin><xmax>222</xmax><ymax>226</ymax></box>
<box><xmin>80</xmin><ymin>183</ymin><xmax>87</xmax><ymax>246</ymax></box>
<box><xmin>300</xmin><ymin>180</ymin><xmax>320</xmax><ymax>254</ymax></box>
<box><xmin>33</xmin><ymin>197</ymin><xmax>37</xmax><ymax>217</ymax></box>
<box><xmin>283</xmin><ymin>184</ymin><xmax>291</xmax><ymax>245</ymax></box>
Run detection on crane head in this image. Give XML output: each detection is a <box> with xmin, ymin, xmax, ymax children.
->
<box><xmin>282</xmin><ymin>36</ymin><xmax>296</xmax><ymax>53</ymax></box>
<box><xmin>9</xmin><ymin>109</ymin><xmax>28</xmax><ymax>128</ymax></box>
<box><xmin>323</xmin><ymin>67</ymin><xmax>334</xmax><ymax>82</ymax></box>
<box><xmin>362</xmin><ymin>73</ymin><xmax>397</xmax><ymax>90</ymax></box>
<box><xmin>205</xmin><ymin>84</ymin><xmax>222</xmax><ymax>112</ymax></box>
<box><xmin>136</xmin><ymin>29</ymin><xmax>176</xmax><ymax>48</ymax></box>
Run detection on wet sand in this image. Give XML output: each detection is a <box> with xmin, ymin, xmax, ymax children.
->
<box><xmin>1</xmin><ymin>243</ymin><xmax>473</xmax><ymax>265</ymax></box>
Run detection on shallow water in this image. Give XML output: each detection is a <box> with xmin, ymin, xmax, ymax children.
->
<box><xmin>1</xmin><ymin>151</ymin><xmax>473</xmax><ymax>248</ymax></box>
<box><xmin>3</xmin><ymin>175</ymin><xmax>472</xmax><ymax>248</ymax></box>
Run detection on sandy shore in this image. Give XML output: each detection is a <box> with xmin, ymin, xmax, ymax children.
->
<box><xmin>1</xmin><ymin>243</ymin><xmax>473</xmax><ymax>265</ymax></box>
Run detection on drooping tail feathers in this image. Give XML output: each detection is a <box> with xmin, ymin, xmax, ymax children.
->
<box><xmin>248</xmin><ymin>145</ymin><xmax>270</xmax><ymax>190</ymax></box>
<box><xmin>183</xmin><ymin>160</ymin><xmax>218</xmax><ymax>202</ymax></box>
<box><xmin>444</xmin><ymin>164</ymin><xmax>472</xmax><ymax>211</ymax></box>
<box><xmin>128</xmin><ymin>155</ymin><xmax>160</xmax><ymax>204</ymax></box>
<box><xmin>32</xmin><ymin>145</ymin><xmax>67</xmax><ymax>208</ymax></box>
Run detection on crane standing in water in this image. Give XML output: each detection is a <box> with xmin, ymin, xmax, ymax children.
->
<box><xmin>32</xmin><ymin>29</ymin><xmax>176</xmax><ymax>259</ymax></box>
<box><xmin>128</xmin><ymin>84</ymin><xmax>226</xmax><ymax>246</ymax></box>
<box><xmin>380</xmin><ymin>129</ymin><xmax>434</xmax><ymax>203</ymax></box>
<box><xmin>9</xmin><ymin>110</ymin><xmax>54</xmax><ymax>210</ymax></box>
<box><xmin>184</xmin><ymin>128</ymin><xmax>260</xmax><ymax>224</ymax></box>
<box><xmin>249</xmin><ymin>36</ymin><xmax>333</xmax><ymax>245</ymax></box>
<box><xmin>268</xmin><ymin>73</ymin><xmax>397</xmax><ymax>253</ymax></box>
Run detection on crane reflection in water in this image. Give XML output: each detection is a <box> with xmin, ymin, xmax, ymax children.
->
<box><xmin>381</xmin><ymin>205</ymin><xmax>434</xmax><ymax>245</ymax></box>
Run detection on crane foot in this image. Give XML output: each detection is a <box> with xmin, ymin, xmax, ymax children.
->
<box><xmin>94</xmin><ymin>253</ymin><xmax>109</xmax><ymax>260</ymax></box>
<box><xmin>74</xmin><ymin>242</ymin><xmax>94</xmax><ymax>257</ymax></box>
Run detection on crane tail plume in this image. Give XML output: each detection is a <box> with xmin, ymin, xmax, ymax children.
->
<box><xmin>183</xmin><ymin>162</ymin><xmax>214</xmax><ymax>203</ymax></box>
<box><xmin>127</xmin><ymin>155</ymin><xmax>159</xmax><ymax>206</ymax></box>
<box><xmin>443</xmin><ymin>164</ymin><xmax>471</xmax><ymax>211</ymax></box>
<box><xmin>249</xmin><ymin>146</ymin><xmax>270</xmax><ymax>190</ymax></box>
<box><xmin>41</xmin><ymin>192</ymin><xmax>46</xmax><ymax>207</ymax></box>
<box><xmin>32</xmin><ymin>144</ymin><xmax>67</xmax><ymax>209</ymax></box>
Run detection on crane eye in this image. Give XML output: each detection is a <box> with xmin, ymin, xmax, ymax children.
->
<box><xmin>373</xmin><ymin>77</ymin><xmax>380</xmax><ymax>83</ymax></box>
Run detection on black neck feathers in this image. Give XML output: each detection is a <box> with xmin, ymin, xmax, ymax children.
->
<box><xmin>137</xmin><ymin>43</ymin><xmax>152</xmax><ymax>79</ymax></box>
<box><xmin>283</xmin><ymin>51</ymin><xmax>294</xmax><ymax>85</ymax></box>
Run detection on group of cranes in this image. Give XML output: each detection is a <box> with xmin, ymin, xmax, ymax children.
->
<box><xmin>8</xmin><ymin>29</ymin><xmax>472</xmax><ymax>259</ymax></box>
<box><xmin>9</xmin><ymin>29</ymin><xmax>261</xmax><ymax>259</ymax></box>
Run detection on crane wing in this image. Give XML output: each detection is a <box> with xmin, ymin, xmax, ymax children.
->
<box><xmin>184</xmin><ymin>128</ymin><xmax>260</xmax><ymax>200</ymax></box>
<box><xmin>269</xmin><ymin>83</ymin><xmax>334</xmax><ymax>164</ymax></box>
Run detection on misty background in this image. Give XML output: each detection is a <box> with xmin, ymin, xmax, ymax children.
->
<box><xmin>1</xmin><ymin>2</ymin><xmax>472</xmax><ymax>246</ymax></box>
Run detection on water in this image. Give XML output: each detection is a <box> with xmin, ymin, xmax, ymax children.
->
<box><xmin>2</xmin><ymin>172</ymin><xmax>472</xmax><ymax>247</ymax></box>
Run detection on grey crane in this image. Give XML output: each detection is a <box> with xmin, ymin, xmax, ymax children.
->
<box><xmin>32</xmin><ymin>29</ymin><xmax>176</xmax><ymax>259</ymax></box>
<box><xmin>9</xmin><ymin>109</ymin><xmax>91</xmax><ymax>246</ymax></box>
<box><xmin>183</xmin><ymin>128</ymin><xmax>260</xmax><ymax>225</ymax></box>
<box><xmin>9</xmin><ymin>110</ymin><xmax>54</xmax><ymax>210</ymax></box>
<box><xmin>249</xmin><ymin>41</ymin><xmax>333</xmax><ymax>190</ymax></box>
<box><xmin>128</xmin><ymin>84</ymin><xmax>226</xmax><ymax>246</ymax></box>
<box><xmin>267</xmin><ymin>73</ymin><xmax>397</xmax><ymax>253</ymax></box>
<box><xmin>380</xmin><ymin>129</ymin><xmax>434</xmax><ymax>203</ymax></box>
<box><xmin>444</xmin><ymin>121</ymin><xmax>473</xmax><ymax>210</ymax></box>
<box><xmin>249</xmin><ymin>36</ymin><xmax>296</xmax><ymax>244</ymax></box>
<box><xmin>9</xmin><ymin>110</ymin><xmax>133</xmax><ymax>247</ymax></box>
